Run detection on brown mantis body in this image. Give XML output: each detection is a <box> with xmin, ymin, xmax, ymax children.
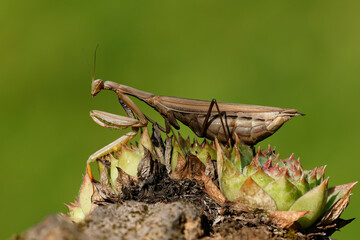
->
<box><xmin>88</xmin><ymin>79</ymin><xmax>302</xmax><ymax>163</ymax></box>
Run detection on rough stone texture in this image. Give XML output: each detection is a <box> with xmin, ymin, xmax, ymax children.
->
<box><xmin>13</xmin><ymin>201</ymin><xmax>207</xmax><ymax>240</ymax></box>
<box><xmin>14</xmin><ymin>214</ymin><xmax>84</xmax><ymax>240</ymax></box>
<box><xmin>13</xmin><ymin>200</ymin><xmax>333</xmax><ymax>240</ymax></box>
<box><xmin>78</xmin><ymin>201</ymin><xmax>205</xmax><ymax>240</ymax></box>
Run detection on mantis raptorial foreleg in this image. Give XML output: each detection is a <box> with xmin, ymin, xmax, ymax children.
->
<box><xmin>87</xmin><ymin>110</ymin><xmax>146</xmax><ymax>163</ymax></box>
<box><xmin>87</xmin><ymin>91</ymin><xmax>149</xmax><ymax>163</ymax></box>
<box><xmin>90</xmin><ymin>110</ymin><xmax>145</xmax><ymax>129</ymax></box>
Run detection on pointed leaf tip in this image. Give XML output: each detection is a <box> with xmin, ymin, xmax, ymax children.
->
<box><xmin>325</xmin><ymin>181</ymin><xmax>358</xmax><ymax>213</ymax></box>
<box><xmin>139</xmin><ymin>127</ymin><xmax>153</xmax><ymax>154</ymax></box>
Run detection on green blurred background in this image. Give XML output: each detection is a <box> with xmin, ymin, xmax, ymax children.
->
<box><xmin>1</xmin><ymin>0</ymin><xmax>359</xmax><ymax>239</ymax></box>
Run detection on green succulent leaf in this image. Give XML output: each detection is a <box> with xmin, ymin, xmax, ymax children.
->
<box><xmin>250</xmin><ymin>168</ymin><xmax>274</xmax><ymax>189</ymax></box>
<box><xmin>243</xmin><ymin>161</ymin><xmax>259</xmax><ymax>177</ymax></box>
<box><xmin>118</xmin><ymin>147</ymin><xmax>142</xmax><ymax>177</ymax></box>
<box><xmin>236</xmin><ymin>141</ymin><xmax>253</xmax><ymax>170</ymax></box>
<box><xmin>79</xmin><ymin>168</ymin><xmax>94</xmax><ymax>216</ymax></box>
<box><xmin>289</xmin><ymin>178</ymin><xmax>328</xmax><ymax>228</ymax></box>
<box><xmin>230</xmin><ymin>145</ymin><xmax>242</xmax><ymax>172</ymax></box>
<box><xmin>68</xmin><ymin>205</ymin><xmax>85</xmax><ymax>222</ymax></box>
<box><xmin>264</xmin><ymin>173</ymin><xmax>302</xmax><ymax>211</ymax></box>
<box><xmin>195</xmin><ymin>142</ymin><xmax>216</xmax><ymax>165</ymax></box>
<box><xmin>171</xmin><ymin>138</ymin><xmax>185</xmax><ymax>171</ymax></box>
<box><xmin>221</xmin><ymin>159</ymin><xmax>247</xmax><ymax>201</ymax></box>
<box><xmin>235</xmin><ymin>177</ymin><xmax>277</xmax><ymax>212</ymax></box>
<box><xmin>110</xmin><ymin>155</ymin><xmax>119</xmax><ymax>193</ymax></box>
<box><xmin>293</xmin><ymin>174</ymin><xmax>310</xmax><ymax>195</ymax></box>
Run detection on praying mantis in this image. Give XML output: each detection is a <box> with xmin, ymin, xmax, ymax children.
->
<box><xmin>87</xmin><ymin>78</ymin><xmax>303</xmax><ymax>163</ymax></box>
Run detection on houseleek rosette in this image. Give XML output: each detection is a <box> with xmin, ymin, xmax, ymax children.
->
<box><xmin>66</xmin><ymin>127</ymin><xmax>357</xmax><ymax>231</ymax></box>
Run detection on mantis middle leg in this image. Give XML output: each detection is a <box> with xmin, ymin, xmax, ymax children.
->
<box><xmin>200</xmin><ymin>99</ymin><xmax>232</xmax><ymax>143</ymax></box>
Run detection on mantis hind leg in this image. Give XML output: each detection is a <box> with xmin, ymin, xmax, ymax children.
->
<box><xmin>200</xmin><ymin>99</ymin><xmax>232</xmax><ymax>144</ymax></box>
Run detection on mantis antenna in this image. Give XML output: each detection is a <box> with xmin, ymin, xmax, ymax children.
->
<box><xmin>93</xmin><ymin>44</ymin><xmax>99</xmax><ymax>81</ymax></box>
<box><xmin>87</xmin><ymin>44</ymin><xmax>99</xmax><ymax>81</ymax></box>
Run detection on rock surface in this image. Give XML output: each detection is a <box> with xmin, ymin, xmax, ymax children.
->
<box><xmin>12</xmin><ymin>200</ymin><xmax>327</xmax><ymax>240</ymax></box>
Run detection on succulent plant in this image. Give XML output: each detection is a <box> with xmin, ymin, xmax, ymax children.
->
<box><xmin>66</xmin><ymin>127</ymin><xmax>357</xmax><ymax>234</ymax></box>
<box><xmin>209</xmin><ymin>136</ymin><xmax>356</xmax><ymax>229</ymax></box>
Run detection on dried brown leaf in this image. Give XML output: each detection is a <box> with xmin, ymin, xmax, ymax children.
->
<box><xmin>205</xmin><ymin>153</ymin><xmax>216</xmax><ymax>180</ymax></box>
<box><xmin>151</xmin><ymin>123</ymin><xmax>166</xmax><ymax>164</ymax></box>
<box><xmin>137</xmin><ymin>148</ymin><xmax>153</xmax><ymax>180</ymax></box>
<box><xmin>164</xmin><ymin>136</ymin><xmax>173</xmax><ymax>174</ymax></box>
<box><xmin>93</xmin><ymin>168</ymin><xmax>118</xmax><ymax>202</ymax></box>
<box><xmin>224</xmin><ymin>201</ymin><xmax>249</xmax><ymax>213</ymax></box>
<box><xmin>115</xmin><ymin>167</ymin><xmax>139</xmax><ymax>193</ymax></box>
<box><xmin>215</xmin><ymin>139</ymin><xmax>223</xmax><ymax>181</ymax></box>
<box><xmin>269</xmin><ymin>210</ymin><xmax>310</xmax><ymax>229</ymax></box>
<box><xmin>320</xmin><ymin>194</ymin><xmax>351</xmax><ymax>225</ymax></box>
<box><xmin>202</xmin><ymin>173</ymin><xmax>226</xmax><ymax>206</ymax></box>
<box><xmin>170</xmin><ymin>153</ymin><xmax>186</xmax><ymax>179</ymax></box>
<box><xmin>171</xmin><ymin>153</ymin><xmax>205</xmax><ymax>185</ymax></box>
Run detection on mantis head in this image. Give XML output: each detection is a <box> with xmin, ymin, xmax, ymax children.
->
<box><xmin>91</xmin><ymin>79</ymin><xmax>104</xmax><ymax>97</ymax></box>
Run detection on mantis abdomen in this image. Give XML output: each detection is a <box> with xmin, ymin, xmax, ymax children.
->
<box><xmin>173</xmin><ymin>111</ymin><xmax>296</xmax><ymax>145</ymax></box>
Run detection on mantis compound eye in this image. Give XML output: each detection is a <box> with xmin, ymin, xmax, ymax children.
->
<box><xmin>91</xmin><ymin>79</ymin><xmax>104</xmax><ymax>97</ymax></box>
